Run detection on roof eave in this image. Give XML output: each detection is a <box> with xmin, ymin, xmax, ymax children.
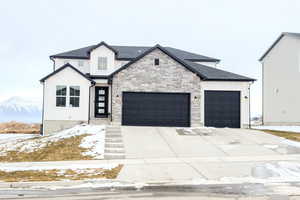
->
<box><xmin>40</xmin><ymin>63</ymin><xmax>95</xmax><ymax>84</ymax></box>
<box><xmin>203</xmin><ymin>78</ymin><xmax>256</xmax><ymax>82</ymax></box>
<box><xmin>259</xmin><ymin>33</ymin><xmax>285</xmax><ymax>62</ymax></box>
<box><xmin>50</xmin><ymin>55</ymin><xmax>90</xmax><ymax>60</ymax></box>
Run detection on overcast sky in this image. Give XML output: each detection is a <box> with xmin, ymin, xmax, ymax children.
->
<box><xmin>1</xmin><ymin>0</ymin><xmax>300</xmax><ymax>115</ymax></box>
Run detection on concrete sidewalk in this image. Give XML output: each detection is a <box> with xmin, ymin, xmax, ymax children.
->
<box><xmin>1</xmin><ymin>154</ymin><xmax>300</xmax><ymax>183</ymax></box>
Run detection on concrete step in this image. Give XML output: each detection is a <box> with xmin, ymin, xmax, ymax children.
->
<box><xmin>104</xmin><ymin>153</ymin><xmax>125</xmax><ymax>160</ymax></box>
<box><xmin>105</xmin><ymin>138</ymin><xmax>123</xmax><ymax>143</ymax></box>
<box><xmin>106</xmin><ymin>127</ymin><xmax>121</xmax><ymax>130</ymax></box>
<box><xmin>105</xmin><ymin>148</ymin><xmax>125</xmax><ymax>154</ymax></box>
<box><xmin>105</xmin><ymin>143</ymin><xmax>124</xmax><ymax>148</ymax></box>
<box><xmin>105</xmin><ymin>134</ymin><xmax>122</xmax><ymax>138</ymax></box>
<box><xmin>106</xmin><ymin>130</ymin><xmax>122</xmax><ymax>135</ymax></box>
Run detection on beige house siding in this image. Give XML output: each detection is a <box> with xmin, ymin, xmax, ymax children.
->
<box><xmin>262</xmin><ymin>35</ymin><xmax>300</xmax><ymax>125</ymax></box>
<box><xmin>111</xmin><ymin>48</ymin><xmax>202</xmax><ymax>126</ymax></box>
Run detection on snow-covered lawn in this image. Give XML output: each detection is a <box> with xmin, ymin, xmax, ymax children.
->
<box><xmin>0</xmin><ymin>124</ymin><xmax>106</xmax><ymax>160</ymax></box>
<box><xmin>254</xmin><ymin>126</ymin><xmax>300</xmax><ymax>133</ymax></box>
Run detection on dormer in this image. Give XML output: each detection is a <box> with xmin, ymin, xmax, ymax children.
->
<box><xmin>88</xmin><ymin>42</ymin><xmax>118</xmax><ymax>75</ymax></box>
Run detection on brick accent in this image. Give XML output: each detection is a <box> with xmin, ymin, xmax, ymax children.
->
<box><xmin>112</xmin><ymin>49</ymin><xmax>201</xmax><ymax>126</ymax></box>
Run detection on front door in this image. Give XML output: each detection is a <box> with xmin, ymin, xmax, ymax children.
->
<box><xmin>95</xmin><ymin>87</ymin><xmax>109</xmax><ymax>117</ymax></box>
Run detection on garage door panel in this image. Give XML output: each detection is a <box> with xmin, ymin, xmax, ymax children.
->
<box><xmin>122</xmin><ymin>92</ymin><xmax>190</xmax><ymax>127</ymax></box>
<box><xmin>204</xmin><ymin>91</ymin><xmax>241</xmax><ymax>128</ymax></box>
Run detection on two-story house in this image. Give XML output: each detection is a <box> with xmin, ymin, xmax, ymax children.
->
<box><xmin>40</xmin><ymin>42</ymin><xmax>255</xmax><ymax>135</ymax></box>
<box><xmin>260</xmin><ymin>32</ymin><xmax>300</xmax><ymax>125</ymax></box>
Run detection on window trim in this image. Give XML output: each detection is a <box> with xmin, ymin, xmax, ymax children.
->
<box><xmin>97</xmin><ymin>57</ymin><xmax>108</xmax><ymax>70</ymax></box>
<box><xmin>78</xmin><ymin>60</ymin><xmax>84</xmax><ymax>67</ymax></box>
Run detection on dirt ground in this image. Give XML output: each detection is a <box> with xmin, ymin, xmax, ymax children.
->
<box><xmin>0</xmin><ymin>121</ymin><xmax>40</xmax><ymax>134</ymax></box>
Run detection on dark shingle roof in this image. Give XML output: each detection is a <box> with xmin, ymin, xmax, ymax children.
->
<box><xmin>185</xmin><ymin>61</ymin><xmax>255</xmax><ymax>81</ymax></box>
<box><xmin>110</xmin><ymin>44</ymin><xmax>255</xmax><ymax>82</ymax></box>
<box><xmin>49</xmin><ymin>42</ymin><xmax>254</xmax><ymax>82</ymax></box>
<box><xmin>50</xmin><ymin>43</ymin><xmax>220</xmax><ymax>62</ymax></box>
<box><xmin>259</xmin><ymin>32</ymin><xmax>300</xmax><ymax>61</ymax></box>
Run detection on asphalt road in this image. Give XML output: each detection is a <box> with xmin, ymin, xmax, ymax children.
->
<box><xmin>0</xmin><ymin>182</ymin><xmax>299</xmax><ymax>200</ymax></box>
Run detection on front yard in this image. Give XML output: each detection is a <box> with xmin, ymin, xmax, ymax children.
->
<box><xmin>0</xmin><ymin>165</ymin><xmax>123</xmax><ymax>182</ymax></box>
<box><xmin>253</xmin><ymin>126</ymin><xmax>300</xmax><ymax>142</ymax></box>
<box><xmin>0</xmin><ymin>124</ymin><xmax>106</xmax><ymax>162</ymax></box>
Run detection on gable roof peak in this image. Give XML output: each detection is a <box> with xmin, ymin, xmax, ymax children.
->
<box><xmin>259</xmin><ymin>32</ymin><xmax>300</xmax><ymax>61</ymax></box>
<box><xmin>40</xmin><ymin>63</ymin><xmax>95</xmax><ymax>84</ymax></box>
<box><xmin>87</xmin><ymin>41</ymin><xmax>118</xmax><ymax>54</ymax></box>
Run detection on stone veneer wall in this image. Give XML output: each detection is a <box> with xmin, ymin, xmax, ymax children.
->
<box><xmin>111</xmin><ymin>49</ymin><xmax>201</xmax><ymax>126</ymax></box>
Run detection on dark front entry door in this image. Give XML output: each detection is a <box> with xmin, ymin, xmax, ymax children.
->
<box><xmin>122</xmin><ymin>92</ymin><xmax>190</xmax><ymax>127</ymax></box>
<box><xmin>95</xmin><ymin>87</ymin><xmax>109</xmax><ymax>117</ymax></box>
<box><xmin>204</xmin><ymin>90</ymin><xmax>241</xmax><ymax>128</ymax></box>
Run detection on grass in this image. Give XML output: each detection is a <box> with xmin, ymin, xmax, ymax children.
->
<box><xmin>0</xmin><ymin>134</ymin><xmax>94</xmax><ymax>162</ymax></box>
<box><xmin>0</xmin><ymin>165</ymin><xmax>123</xmax><ymax>182</ymax></box>
<box><xmin>0</xmin><ymin>121</ymin><xmax>40</xmax><ymax>134</ymax></box>
<box><xmin>257</xmin><ymin>129</ymin><xmax>300</xmax><ymax>142</ymax></box>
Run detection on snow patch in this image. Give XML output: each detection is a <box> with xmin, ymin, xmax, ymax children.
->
<box><xmin>0</xmin><ymin>124</ymin><xmax>106</xmax><ymax>159</ymax></box>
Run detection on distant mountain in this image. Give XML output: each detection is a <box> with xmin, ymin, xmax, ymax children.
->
<box><xmin>0</xmin><ymin>96</ymin><xmax>42</xmax><ymax>123</ymax></box>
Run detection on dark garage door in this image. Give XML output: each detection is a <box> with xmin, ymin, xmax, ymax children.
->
<box><xmin>122</xmin><ymin>92</ymin><xmax>190</xmax><ymax>127</ymax></box>
<box><xmin>204</xmin><ymin>91</ymin><xmax>241</xmax><ymax>128</ymax></box>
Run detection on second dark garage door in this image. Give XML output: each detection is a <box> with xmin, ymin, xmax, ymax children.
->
<box><xmin>204</xmin><ymin>90</ymin><xmax>241</xmax><ymax>128</ymax></box>
<box><xmin>122</xmin><ymin>92</ymin><xmax>190</xmax><ymax>127</ymax></box>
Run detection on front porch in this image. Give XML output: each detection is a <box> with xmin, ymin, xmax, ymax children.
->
<box><xmin>89</xmin><ymin>79</ymin><xmax>112</xmax><ymax>125</ymax></box>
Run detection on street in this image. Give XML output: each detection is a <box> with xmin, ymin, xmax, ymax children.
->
<box><xmin>1</xmin><ymin>182</ymin><xmax>300</xmax><ymax>200</ymax></box>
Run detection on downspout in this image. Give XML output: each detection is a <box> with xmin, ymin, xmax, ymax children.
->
<box><xmin>41</xmin><ymin>82</ymin><xmax>45</xmax><ymax>136</ymax></box>
<box><xmin>248</xmin><ymin>82</ymin><xmax>253</xmax><ymax>129</ymax></box>
<box><xmin>88</xmin><ymin>82</ymin><xmax>95</xmax><ymax>124</ymax></box>
<box><xmin>50</xmin><ymin>57</ymin><xmax>55</xmax><ymax>71</ymax></box>
<box><xmin>110</xmin><ymin>77</ymin><xmax>113</xmax><ymax>122</ymax></box>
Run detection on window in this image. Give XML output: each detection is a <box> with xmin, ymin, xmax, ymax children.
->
<box><xmin>56</xmin><ymin>86</ymin><xmax>66</xmax><ymax>107</ymax></box>
<box><xmin>98</xmin><ymin>57</ymin><xmax>107</xmax><ymax>70</ymax></box>
<box><xmin>78</xmin><ymin>60</ymin><xmax>84</xmax><ymax>67</ymax></box>
<box><xmin>69</xmin><ymin>86</ymin><xmax>80</xmax><ymax>107</ymax></box>
<box><xmin>154</xmin><ymin>58</ymin><xmax>159</xmax><ymax>65</ymax></box>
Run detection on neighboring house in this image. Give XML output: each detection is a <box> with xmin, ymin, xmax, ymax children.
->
<box><xmin>260</xmin><ymin>32</ymin><xmax>300</xmax><ymax>125</ymax></box>
<box><xmin>40</xmin><ymin>42</ymin><xmax>255</xmax><ymax>134</ymax></box>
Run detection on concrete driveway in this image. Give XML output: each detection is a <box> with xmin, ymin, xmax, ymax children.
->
<box><xmin>121</xmin><ymin>126</ymin><xmax>292</xmax><ymax>159</ymax></box>
<box><xmin>118</xmin><ymin>126</ymin><xmax>300</xmax><ymax>183</ymax></box>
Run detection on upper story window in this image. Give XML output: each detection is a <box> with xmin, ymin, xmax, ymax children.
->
<box><xmin>78</xmin><ymin>60</ymin><xmax>84</xmax><ymax>67</ymax></box>
<box><xmin>69</xmin><ymin>86</ymin><xmax>80</xmax><ymax>107</ymax></box>
<box><xmin>98</xmin><ymin>57</ymin><xmax>107</xmax><ymax>70</ymax></box>
<box><xmin>56</xmin><ymin>85</ymin><xmax>67</xmax><ymax>107</ymax></box>
<box><xmin>154</xmin><ymin>58</ymin><xmax>159</xmax><ymax>65</ymax></box>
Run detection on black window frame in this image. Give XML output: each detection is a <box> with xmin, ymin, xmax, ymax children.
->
<box><xmin>69</xmin><ymin>86</ymin><xmax>80</xmax><ymax>107</ymax></box>
<box><xmin>56</xmin><ymin>85</ymin><xmax>67</xmax><ymax>107</ymax></box>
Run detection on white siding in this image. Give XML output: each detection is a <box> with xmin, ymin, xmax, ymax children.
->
<box><xmin>90</xmin><ymin>45</ymin><xmax>116</xmax><ymax>75</ymax></box>
<box><xmin>200</xmin><ymin>81</ymin><xmax>251</xmax><ymax>127</ymax></box>
<box><xmin>43</xmin><ymin>67</ymin><xmax>91</xmax><ymax>121</ymax></box>
<box><xmin>262</xmin><ymin>35</ymin><xmax>300</xmax><ymax>125</ymax></box>
<box><xmin>53</xmin><ymin>58</ymin><xmax>90</xmax><ymax>74</ymax></box>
